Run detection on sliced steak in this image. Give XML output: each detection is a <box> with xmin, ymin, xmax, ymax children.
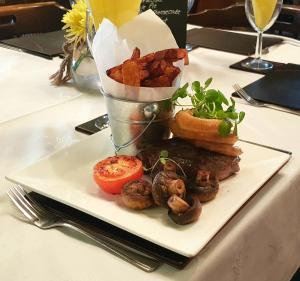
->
<box><xmin>137</xmin><ymin>138</ymin><xmax>240</xmax><ymax>181</ymax></box>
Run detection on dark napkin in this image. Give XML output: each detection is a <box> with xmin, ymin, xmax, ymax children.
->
<box><xmin>230</xmin><ymin>57</ymin><xmax>286</xmax><ymax>75</ymax></box>
<box><xmin>30</xmin><ymin>192</ymin><xmax>191</xmax><ymax>269</ymax></box>
<box><xmin>233</xmin><ymin>70</ymin><xmax>300</xmax><ymax>110</ymax></box>
<box><xmin>0</xmin><ymin>30</ymin><xmax>65</xmax><ymax>59</ymax></box>
<box><xmin>186</xmin><ymin>28</ymin><xmax>282</xmax><ymax>55</ymax></box>
<box><xmin>75</xmin><ymin>115</ymin><xmax>109</xmax><ymax>135</ymax></box>
<box><xmin>230</xmin><ymin>58</ymin><xmax>300</xmax><ymax>75</ymax></box>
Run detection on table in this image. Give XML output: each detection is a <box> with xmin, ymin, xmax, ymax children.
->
<box><xmin>0</xmin><ymin>47</ymin><xmax>84</xmax><ymax>124</ymax></box>
<box><xmin>0</xmin><ymin>35</ymin><xmax>300</xmax><ymax>281</ymax></box>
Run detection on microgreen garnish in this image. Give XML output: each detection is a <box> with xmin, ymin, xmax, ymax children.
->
<box><xmin>159</xmin><ymin>150</ymin><xmax>169</xmax><ymax>165</ymax></box>
<box><xmin>172</xmin><ymin>78</ymin><xmax>245</xmax><ymax>136</ymax></box>
<box><xmin>144</xmin><ymin>150</ymin><xmax>187</xmax><ymax>179</ymax></box>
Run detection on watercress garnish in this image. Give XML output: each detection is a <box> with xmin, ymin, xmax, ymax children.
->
<box><xmin>171</xmin><ymin>78</ymin><xmax>245</xmax><ymax>136</ymax></box>
<box><xmin>143</xmin><ymin>150</ymin><xmax>187</xmax><ymax>179</ymax></box>
<box><xmin>159</xmin><ymin>150</ymin><xmax>169</xmax><ymax>165</ymax></box>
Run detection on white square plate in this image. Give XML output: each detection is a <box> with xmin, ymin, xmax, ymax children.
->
<box><xmin>6</xmin><ymin>130</ymin><xmax>291</xmax><ymax>257</ymax></box>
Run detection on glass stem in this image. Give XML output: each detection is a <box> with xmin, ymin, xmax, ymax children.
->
<box><xmin>255</xmin><ymin>31</ymin><xmax>263</xmax><ymax>61</ymax></box>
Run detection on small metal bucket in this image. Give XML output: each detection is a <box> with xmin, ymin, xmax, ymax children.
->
<box><xmin>103</xmin><ymin>93</ymin><xmax>174</xmax><ymax>155</ymax></box>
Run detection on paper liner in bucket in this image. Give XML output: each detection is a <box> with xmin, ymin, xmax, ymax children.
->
<box><xmin>92</xmin><ymin>10</ymin><xmax>183</xmax><ymax>102</ymax></box>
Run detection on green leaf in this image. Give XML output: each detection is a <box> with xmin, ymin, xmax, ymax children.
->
<box><xmin>217</xmin><ymin>91</ymin><xmax>229</xmax><ymax>106</ymax></box>
<box><xmin>160</xmin><ymin>158</ymin><xmax>166</xmax><ymax>165</ymax></box>
<box><xmin>171</xmin><ymin>83</ymin><xmax>188</xmax><ymax>101</ymax></box>
<box><xmin>215</xmin><ymin>110</ymin><xmax>227</xmax><ymax>119</ymax></box>
<box><xmin>195</xmin><ymin>91</ymin><xmax>204</xmax><ymax>101</ymax></box>
<box><xmin>226</xmin><ymin>105</ymin><xmax>234</xmax><ymax>112</ymax></box>
<box><xmin>219</xmin><ymin>120</ymin><xmax>232</xmax><ymax>136</ymax></box>
<box><xmin>195</xmin><ymin>110</ymin><xmax>211</xmax><ymax>119</ymax></box>
<box><xmin>230</xmin><ymin>97</ymin><xmax>236</xmax><ymax>107</ymax></box>
<box><xmin>192</xmin><ymin>81</ymin><xmax>201</xmax><ymax>93</ymax></box>
<box><xmin>204</xmin><ymin>77</ymin><xmax>213</xmax><ymax>89</ymax></box>
<box><xmin>205</xmin><ymin>89</ymin><xmax>219</xmax><ymax>102</ymax></box>
<box><xmin>226</xmin><ymin>112</ymin><xmax>238</xmax><ymax>120</ymax></box>
<box><xmin>162</xmin><ymin>99</ymin><xmax>173</xmax><ymax>110</ymax></box>
<box><xmin>159</xmin><ymin>150</ymin><xmax>169</xmax><ymax>159</ymax></box>
<box><xmin>238</xmin><ymin>111</ymin><xmax>246</xmax><ymax>123</ymax></box>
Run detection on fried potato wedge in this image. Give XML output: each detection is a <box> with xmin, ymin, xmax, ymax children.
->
<box><xmin>142</xmin><ymin>75</ymin><xmax>171</xmax><ymax>87</ymax></box>
<box><xmin>106</xmin><ymin>65</ymin><xmax>123</xmax><ymax>83</ymax></box>
<box><xmin>154</xmin><ymin>48</ymin><xmax>189</xmax><ymax>65</ymax></box>
<box><xmin>122</xmin><ymin>60</ymin><xmax>140</xmax><ymax>87</ymax></box>
<box><xmin>138</xmin><ymin>52</ymin><xmax>155</xmax><ymax>64</ymax></box>
<box><xmin>131</xmin><ymin>47</ymin><xmax>141</xmax><ymax>60</ymax></box>
<box><xmin>107</xmin><ymin>47</ymin><xmax>187</xmax><ymax>87</ymax></box>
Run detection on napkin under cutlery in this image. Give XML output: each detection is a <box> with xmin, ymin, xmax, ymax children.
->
<box><xmin>29</xmin><ymin>192</ymin><xmax>191</xmax><ymax>269</ymax></box>
<box><xmin>232</xmin><ymin>69</ymin><xmax>300</xmax><ymax>113</ymax></box>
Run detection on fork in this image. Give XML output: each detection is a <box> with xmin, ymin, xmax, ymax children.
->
<box><xmin>7</xmin><ymin>185</ymin><xmax>160</xmax><ymax>272</ymax></box>
<box><xmin>232</xmin><ymin>83</ymin><xmax>300</xmax><ymax>115</ymax></box>
<box><xmin>233</xmin><ymin>84</ymin><xmax>269</xmax><ymax>107</ymax></box>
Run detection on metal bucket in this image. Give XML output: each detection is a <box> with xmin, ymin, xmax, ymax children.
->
<box><xmin>103</xmin><ymin>93</ymin><xmax>174</xmax><ymax>155</ymax></box>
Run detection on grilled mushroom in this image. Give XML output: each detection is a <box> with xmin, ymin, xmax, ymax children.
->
<box><xmin>168</xmin><ymin>195</ymin><xmax>202</xmax><ymax>225</ymax></box>
<box><xmin>121</xmin><ymin>179</ymin><xmax>154</xmax><ymax>210</ymax></box>
<box><xmin>167</xmin><ymin>194</ymin><xmax>190</xmax><ymax>214</ymax></box>
<box><xmin>189</xmin><ymin>170</ymin><xmax>219</xmax><ymax>202</ymax></box>
<box><xmin>152</xmin><ymin>171</ymin><xmax>186</xmax><ymax>206</ymax></box>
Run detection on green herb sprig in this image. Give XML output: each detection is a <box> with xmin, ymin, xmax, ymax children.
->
<box><xmin>144</xmin><ymin>150</ymin><xmax>187</xmax><ymax>179</ymax></box>
<box><xmin>171</xmin><ymin>78</ymin><xmax>245</xmax><ymax>136</ymax></box>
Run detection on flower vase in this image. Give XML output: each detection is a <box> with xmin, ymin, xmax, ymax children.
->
<box><xmin>71</xmin><ymin>41</ymin><xmax>100</xmax><ymax>91</ymax></box>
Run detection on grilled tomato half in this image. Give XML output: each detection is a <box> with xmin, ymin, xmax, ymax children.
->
<box><xmin>93</xmin><ymin>156</ymin><xmax>143</xmax><ymax>194</ymax></box>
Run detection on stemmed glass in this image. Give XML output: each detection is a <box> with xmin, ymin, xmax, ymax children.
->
<box><xmin>242</xmin><ymin>0</ymin><xmax>283</xmax><ymax>70</ymax></box>
<box><xmin>186</xmin><ymin>0</ymin><xmax>195</xmax><ymax>52</ymax></box>
<box><xmin>187</xmin><ymin>0</ymin><xmax>195</xmax><ymax>13</ymax></box>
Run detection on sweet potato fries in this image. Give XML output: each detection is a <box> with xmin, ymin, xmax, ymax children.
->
<box><xmin>106</xmin><ymin>47</ymin><xmax>188</xmax><ymax>87</ymax></box>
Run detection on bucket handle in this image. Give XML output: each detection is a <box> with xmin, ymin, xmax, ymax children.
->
<box><xmin>111</xmin><ymin>103</ymin><xmax>159</xmax><ymax>154</ymax></box>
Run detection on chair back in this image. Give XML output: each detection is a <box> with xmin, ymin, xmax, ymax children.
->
<box><xmin>188</xmin><ymin>3</ymin><xmax>300</xmax><ymax>38</ymax></box>
<box><xmin>272</xmin><ymin>5</ymin><xmax>300</xmax><ymax>38</ymax></box>
<box><xmin>0</xmin><ymin>1</ymin><xmax>67</xmax><ymax>40</ymax></box>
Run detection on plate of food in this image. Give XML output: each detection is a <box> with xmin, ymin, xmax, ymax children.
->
<box><xmin>6</xmin><ymin>95</ymin><xmax>291</xmax><ymax>257</ymax></box>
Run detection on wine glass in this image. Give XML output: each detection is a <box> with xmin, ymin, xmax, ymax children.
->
<box><xmin>242</xmin><ymin>0</ymin><xmax>283</xmax><ymax>70</ymax></box>
<box><xmin>186</xmin><ymin>0</ymin><xmax>196</xmax><ymax>52</ymax></box>
<box><xmin>187</xmin><ymin>0</ymin><xmax>195</xmax><ymax>13</ymax></box>
<box><xmin>87</xmin><ymin>0</ymin><xmax>142</xmax><ymax>29</ymax></box>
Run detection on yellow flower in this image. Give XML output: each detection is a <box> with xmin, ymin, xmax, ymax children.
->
<box><xmin>62</xmin><ymin>0</ymin><xmax>87</xmax><ymax>43</ymax></box>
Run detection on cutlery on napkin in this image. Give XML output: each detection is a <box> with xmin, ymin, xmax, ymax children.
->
<box><xmin>232</xmin><ymin>70</ymin><xmax>300</xmax><ymax>115</ymax></box>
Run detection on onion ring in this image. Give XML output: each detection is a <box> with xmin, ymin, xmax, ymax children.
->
<box><xmin>170</xmin><ymin>119</ymin><xmax>238</xmax><ymax>145</ymax></box>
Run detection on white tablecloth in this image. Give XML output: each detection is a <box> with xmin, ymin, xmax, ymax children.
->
<box><xmin>0</xmin><ymin>35</ymin><xmax>299</xmax><ymax>281</ymax></box>
<box><xmin>0</xmin><ymin>47</ymin><xmax>84</xmax><ymax>124</ymax></box>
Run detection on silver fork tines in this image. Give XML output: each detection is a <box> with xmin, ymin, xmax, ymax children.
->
<box><xmin>7</xmin><ymin>187</ymin><xmax>38</xmax><ymax>221</ymax></box>
<box><xmin>233</xmin><ymin>84</ymin><xmax>265</xmax><ymax>107</ymax></box>
<box><xmin>233</xmin><ymin>84</ymin><xmax>300</xmax><ymax>116</ymax></box>
<box><xmin>7</xmin><ymin>185</ymin><xmax>160</xmax><ymax>272</ymax></box>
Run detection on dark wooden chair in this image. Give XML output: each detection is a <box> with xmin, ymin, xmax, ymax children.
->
<box><xmin>0</xmin><ymin>1</ymin><xmax>67</xmax><ymax>40</ymax></box>
<box><xmin>190</xmin><ymin>0</ymin><xmax>238</xmax><ymax>13</ymax></box>
<box><xmin>188</xmin><ymin>3</ymin><xmax>300</xmax><ymax>38</ymax></box>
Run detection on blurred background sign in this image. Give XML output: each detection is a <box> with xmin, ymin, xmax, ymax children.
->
<box><xmin>140</xmin><ymin>0</ymin><xmax>187</xmax><ymax>48</ymax></box>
